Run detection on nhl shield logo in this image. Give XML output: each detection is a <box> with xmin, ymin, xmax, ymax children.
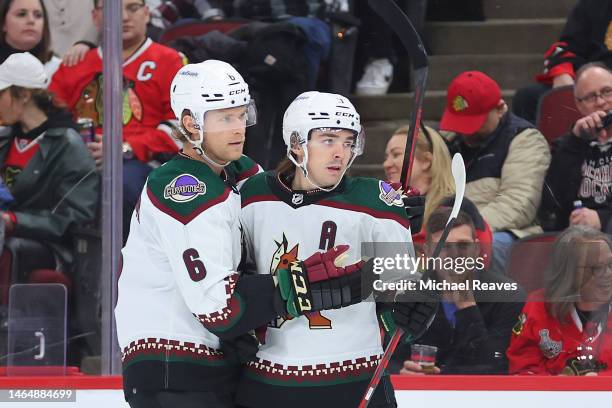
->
<box><xmin>292</xmin><ymin>193</ymin><xmax>304</xmax><ymax>205</ymax></box>
<box><xmin>378</xmin><ymin>181</ymin><xmax>403</xmax><ymax>207</ymax></box>
<box><xmin>163</xmin><ymin>174</ymin><xmax>206</xmax><ymax>203</ymax></box>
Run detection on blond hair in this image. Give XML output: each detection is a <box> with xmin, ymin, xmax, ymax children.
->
<box><xmin>392</xmin><ymin>125</ymin><xmax>455</xmax><ymax>231</ymax></box>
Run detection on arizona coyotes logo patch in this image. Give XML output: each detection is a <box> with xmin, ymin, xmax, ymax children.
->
<box><xmin>270</xmin><ymin>234</ymin><xmax>332</xmax><ymax>330</ymax></box>
<box><xmin>379</xmin><ymin>181</ymin><xmax>403</xmax><ymax>207</ymax></box>
<box><xmin>163</xmin><ymin>174</ymin><xmax>206</xmax><ymax>203</ymax></box>
<box><xmin>539</xmin><ymin>329</ymin><xmax>562</xmax><ymax>359</ymax></box>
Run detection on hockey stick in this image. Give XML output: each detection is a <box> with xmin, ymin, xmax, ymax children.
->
<box><xmin>360</xmin><ymin>154</ymin><xmax>466</xmax><ymax>408</ymax></box>
<box><xmin>359</xmin><ymin>4</ymin><xmax>429</xmax><ymax>405</ymax></box>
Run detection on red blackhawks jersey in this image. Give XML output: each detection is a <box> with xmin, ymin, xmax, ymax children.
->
<box><xmin>237</xmin><ymin>171</ymin><xmax>413</xmax><ymax>408</ymax></box>
<box><xmin>48</xmin><ymin>38</ymin><xmax>184</xmax><ymax>162</ymax></box>
<box><xmin>507</xmin><ymin>290</ymin><xmax>612</xmax><ymax>375</ymax></box>
<box><xmin>1</xmin><ymin>137</ymin><xmax>41</xmax><ymax>188</ymax></box>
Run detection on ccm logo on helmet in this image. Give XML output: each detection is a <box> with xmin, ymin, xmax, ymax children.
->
<box><xmin>289</xmin><ymin>261</ymin><xmax>312</xmax><ymax>312</ymax></box>
<box><xmin>336</xmin><ymin>112</ymin><xmax>356</xmax><ymax>118</ymax></box>
<box><xmin>229</xmin><ymin>89</ymin><xmax>247</xmax><ymax>96</ymax></box>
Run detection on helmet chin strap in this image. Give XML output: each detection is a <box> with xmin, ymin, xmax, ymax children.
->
<box><xmin>288</xmin><ymin>146</ymin><xmax>357</xmax><ymax>193</ymax></box>
<box><xmin>193</xmin><ymin>145</ymin><xmax>231</xmax><ymax>168</ymax></box>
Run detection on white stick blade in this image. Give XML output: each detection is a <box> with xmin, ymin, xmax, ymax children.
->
<box><xmin>449</xmin><ymin>153</ymin><xmax>466</xmax><ymax>221</ymax></box>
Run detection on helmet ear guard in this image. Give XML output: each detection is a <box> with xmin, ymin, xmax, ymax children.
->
<box><xmin>289</xmin><ymin>131</ymin><xmax>303</xmax><ymax>150</ymax></box>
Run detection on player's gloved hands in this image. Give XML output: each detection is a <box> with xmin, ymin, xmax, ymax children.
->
<box><xmin>275</xmin><ymin>245</ymin><xmax>370</xmax><ymax>317</ymax></box>
<box><xmin>377</xmin><ymin>273</ymin><xmax>440</xmax><ymax>343</ymax></box>
<box><xmin>219</xmin><ymin>332</ymin><xmax>260</xmax><ymax>365</ymax></box>
<box><xmin>388</xmin><ymin>183</ymin><xmax>426</xmax><ymax>233</ymax></box>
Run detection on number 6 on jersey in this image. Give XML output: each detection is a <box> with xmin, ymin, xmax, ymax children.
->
<box><xmin>183</xmin><ymin>248</ymin><xmax>207</xmax><ymax>281</ymax></box>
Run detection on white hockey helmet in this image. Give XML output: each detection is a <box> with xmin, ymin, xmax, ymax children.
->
<box><xmin>282</xmin><ymin>91</ymin><xmax>364</xmax><ymax>190</ymax></box>
<box><xmin>170</xmin><ymin>60</ymin><xmax>256</xmax><ymax>165</ymax></box>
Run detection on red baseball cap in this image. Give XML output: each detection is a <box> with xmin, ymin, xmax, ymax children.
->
<box><xmin>439</xmin><ymin>71</ymin><xmax>502</xmax><ymax>135</ymax></box>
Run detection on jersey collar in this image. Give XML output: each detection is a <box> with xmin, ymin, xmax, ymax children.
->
<box><xmin>266</xmin><ymin>170</ymin><xmax>346</xmax><ymax>209</ymax></box>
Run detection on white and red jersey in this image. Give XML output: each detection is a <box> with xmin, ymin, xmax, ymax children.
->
<box><xmin>237</xmin><ymin>171</ymin><xmax>413</xmax><ymax>407</ymax></box>
<box><xmin>48</xmin><ymin>38</ymin><xmax>184</xmax><ymax>162</ymax></box>
<box><xmin>115</xmin><ymin>155</ymin><xmax>263</xmax><ymax>396</ymax></box>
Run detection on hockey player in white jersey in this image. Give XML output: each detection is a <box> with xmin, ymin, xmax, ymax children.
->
<box><xmin>115</xmin><ymin>63</ymin><xmax>367</xmax><ymax>408</ymax></box>
<box><xmin>238</xmin><ymin>91</ymin><xmax>416</xmax><ymax>407</ymax></box>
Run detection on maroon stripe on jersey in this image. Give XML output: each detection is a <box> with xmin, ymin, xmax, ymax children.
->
<box><xmin>241</xmin><ymin>194</ymin><xmax>279</xmax><ymax>208</ymax></box>
<box><xmin>193</xmin><ymin>274</ymin><xmax>244</xmax><ymax>331</ymax></box>
<box><xmin>236</xmin><ymin>163</ymin><xmax>260</xmax><ymax>183</ymax></box>
<box><xmin>316</xmin><ymin>200</ymin><xmax>410</xmax><ymax>229</ymax></box>
<box><xmin>146</xmin><ymin>186</ymin><xmax>232</xmax><ymax>224</ymax></box>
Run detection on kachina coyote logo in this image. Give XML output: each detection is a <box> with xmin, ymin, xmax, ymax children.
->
<box><xmin>269</xmin><ymin>234</ymin><xmax>332</xmax><ymax>330</ymax></box>
<box><xmin>164</xmin><ymin>174</ymin><xmax>206</xmax><ymax>203</ymax></box>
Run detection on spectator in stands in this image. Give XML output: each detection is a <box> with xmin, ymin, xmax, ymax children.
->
<box><xmin>539</xmin><ymin>63</ymin><xmax>612</xmax><ymax>232</ymax></box>
<box><xmin>153</xmin><ymin>0</ymin><xmax>235</xmax><ymax>27</ymax></box>
<box><xmin>61</xmin><ymin>0</ymin><xmax>168</xmax><ymax>67</ymax></box>
<box><xmin>441</xmin><ymin>71</ymin><xmax>550</xmax><ymax>275</ymax></box>
<box><xmin>507</xmin><ymin>225</ymin><xmax>612</xmax><ymax>375</ymax></box>
<box><xmin>153</xmin><ymin>0</ymin><xmax>330</xmax><ymax>89</ymax></box>
<box><xmin>49</xmin><ymin>0</ymin><xmax>184</xmax><ymax>239</ymax></box>
<box><xmin>353</xmin><ymin>0</ymin><xmax>428</xmax><ymax>95</ymax></box>
<box><xmin>0</xmin><ymin>0</ymin><xmax>61</xmax><ymax>79</ymax></box>
<box><xmin>392</xmin><ymin>205</ymin><xmax>524</xmax><ymax>375</ymax></box>
<box><xmin>383</xmin><ymin>126</ymin><xmax>494</xmax><ymax>266</ymax></box>
<box><xmin>43</xmin><ymin>0</ymin><xmax>98</xmax><ymax>57</ymax></box>
<box><xmin>384</xmin><ymin>124</ymin><xmax>454</xmax><ymax>232</ymax></box>
<box><xmin>0</xmin><ymin>52</ymin><xmax>98</xmax><ymax>304</ymax></box>
<box><xmin>513</xmin><ymin>0</ymin><xmax>612</xmax><ymax>125</ymax></box>
<box><xmin>233</xmin><ymin>0</ymin><xmax>331</xmax><ymax>89</ymax></box>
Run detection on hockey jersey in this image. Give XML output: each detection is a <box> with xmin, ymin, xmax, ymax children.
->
<box><xmin>237</xmin><ymin>171</ymin><xmax>413</xmax><ymax>408</ymax></box>
<box><xmin>507</xmin><ymin>290</ymin><xmax>612</xmax><ymax>375</ymax></box>
<box><xmin>48</xmin><ymin>38</ymin><xmax>184</xmax><ymax>162</ymax></box>
<box><xmin>115</xmin><ymin>154</ymin><xmax>262</xmax><ymax>397</ymax></box>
